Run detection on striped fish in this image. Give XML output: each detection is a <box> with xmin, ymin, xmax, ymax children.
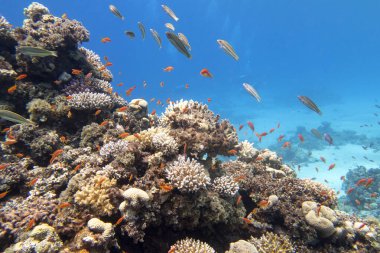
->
<box><xmin>150</xmin><ymin>29</ymin><xmax>162</xmax><ymax>48</ymax></box>
<box><xmin>298</xmin><ymin>96</ymin><xmax>322</xmax><ymax>115</ymax></box>
<box><xmin>217</xmin><ymin>39</ymin><xmax>239</xmax><ymax>61</ymax></box>
<box><xmin>243</xmin><ymin>83</ymin><xmax>261</xmax><ymax>102</ymax></box>
<box><xmin>137</xmin><ymin>22</ymin><xmax>146</xmax><ymax>40</ymax></box>
<box><xmin>166</xmin><ymin>32</ymin><xmax>191</xmax><ymax>59</ymax></box>
<box><xmin>178</xmin><ymin>33</ymin><xmax>191</xmax><ymax>51</ymax></box>
<box><xmin>161</xmin><ymin>5</ymin><xmax>179</xmax><ymax>22</ymax></box>
<box><xmin>109</xmin><ymin>5</ymin><xmax>124</xmax><ymax>20</ymax></box>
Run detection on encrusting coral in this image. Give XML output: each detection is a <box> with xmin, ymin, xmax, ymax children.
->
<box><xmin>0</xmin><ymin>3</ymin><xmax>379</xmax><ymax>253</ymax></box>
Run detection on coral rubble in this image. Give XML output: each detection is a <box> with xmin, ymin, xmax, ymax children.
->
<box><xmin>0</xmin><ymin>3</ymin><xmax>379</xmax><ymax>253</ymax></box>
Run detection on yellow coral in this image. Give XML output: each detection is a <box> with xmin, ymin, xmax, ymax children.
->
<box><xmin>74</xmin><ymin>175</ymin><xmax>117</xmax><ymax>216</ymax></box>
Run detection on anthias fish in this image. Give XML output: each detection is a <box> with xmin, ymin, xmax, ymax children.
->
<box><xmin>150</xmin><ymin>29</ymin><xmax>162</xmax><ymax>48</ymax></box>
<box><xmin>178</xmin><ymin>33</ymin><xmax>191</xmax><ymax>51</ymax></box>
<box><xmin>166</xmin><ymin>32</ymin><xmax>191</xmax><ymax>58</ymax></box>
<box><xmin>109</xmin><ymin>5</ymin><xmax>124</xmax><ymax>20</ymax></box>
<box><xmin>217</xmin><ymin>39</ymin><xmax>239</xmax><ymax>61</ymax></box>
<box><xmin>18</xmin><ymin>46</ymin><xmax>57</xmax><ymax>57</ymax></box>
<box><xmin>161</xmin><ymin>5</ymin><xmax>179</xmax><ymax>22</ymax></box>
<box><xmin>243</xmin><ymin>83</ymin><xmax>261</xmax><ymax>102</ymax></box>
<box><xmin>137</xmin><ymin>22</ymin><xmax>146</xmax><ymax>40</ymax></box>
<box><xmin>297</xmin><ymin>96</ymin><xmax>322</xmax><ymax>115</ymax></box>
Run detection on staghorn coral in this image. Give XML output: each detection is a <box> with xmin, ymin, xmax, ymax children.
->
<box><xmin>165</xmin><ymin>155</ymin><xmax>210</xmax><ymax>193</ymax></box>
<box><xmin>100</xmin><ymin>140</ymin><xmax>130</xmax><ymax>159</ymax></box>
<box><xmin>159</xmin><ymin>99</ymin><xmax>238</xmax><ymax>157</ymax></box>
<box><xmin>79</xmin><ymin>47</ymin><xmax>113</xmax><ymax>82</ymax></box>
<box><xmin>68</xmin><ymin>92</ymin><xmax>113</xmax><ymax>110</ymax></box>
<box><xmin>170</xmin><ymin>237</ymin><xmax>216</xmax><ymax>253</ymax></box>
<box><xmin>74</xmin><ymin>175</ymin><xmax>118</xmax><ymax>216</ymax></box>
<box><xmin>5</xmin><ymin>223</ymin><xmax>63</xmax><ymax>253</ymax></box>
<box><xmin>249</xmin><ymin>232</ymin><xmax>294</xmax><ymax>253</ymax></box>
<box><xmin>211</xmin><ymin>175</ymin><xmax>239</xmax><ymax>197</ymax></box>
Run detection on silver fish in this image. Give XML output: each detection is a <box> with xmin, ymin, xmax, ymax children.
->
<box><xmin>166</xmin><ymin>32</ymin><xmax>191</xmax><ymax>59</ymax></box>
<box><xmin>161</xmin><ymin>5</ymin><xmax>179</xmax><ymax>22</ymax></box>
<box><xmin>242</xmin><ymin>83</ymin><xmax>261</xmax><ymax>102</ymax></box>
<box><xmin>178</xmin><ymin>33</ymin><xmax>191</xmax><ymax>51</ymax></box>
<box><xmin>124</xmin><ymin>31</ymin><xmax>135</xmax><ymax>39</ymax></box>
<box><xmin>297</xmin><ymin>96</ymin><xmax>322</xmax><ymax>115</ymax></box>
<box><xmin>310</xmin><ymin>128</ymin><xmax>322</xmax><ymax>139</ymax></box>
<box><xmin>109</xmin><ymin>5</ymin><xmax>124</xmax><ymax>20</ymax></box>
<box><xmin>18</xmin><ymin>46</ymin><xmax>57</xmax><ymax>57</ymax></box>
<box><xmin>165</xmin><ymin>23</ymin><xmax>175</xmax><ymax>31</ymax></box>
<box><xmin>0</xmin><ymin>110</ymin><xmax>35</xmax><ymax>125</ymax></box>
<box><xmin>217</xmin><ymin>39</ymin><xmax>239</xmax><ymax>61</ymax></box>
<box><xmin>150</xmin><ymin>29</ymin><xmax>162</xmax><ymax>48</ymax></box>
<box><xmin>137</xmin><ymin>22</ymin><xmax>146</xmax><ymax>40</ymax></box>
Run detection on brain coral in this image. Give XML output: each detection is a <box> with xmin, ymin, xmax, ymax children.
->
<box><xmin>165</xmin><ymin>155</ymin><xmax>210</xmax><ymax>192</ymax></box>
<box><xmin>159</xmin><ymin>100</ymin><xmax>238</xmax><ymax>156</ymax></box>
<box><xmin>170</xmin><ymin>237</ymin><xmax>215</xmax><ymax>253</ymax></box>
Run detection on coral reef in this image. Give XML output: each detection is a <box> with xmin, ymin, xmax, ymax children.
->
<box><xmin>0</xmin><ymin>3</ymin><xmax>379</xmax><ymax>253</ymax></box>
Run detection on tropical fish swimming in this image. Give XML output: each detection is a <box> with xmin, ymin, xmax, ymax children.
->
<box><xmin>0</xmin><ymin>110</ymin><xmax>35</xmax><ymax>125</ymax></box>
<box><xmin>124</xmin><ymin>31</ymin><xmax>136</xmax><ymax>39</ymax></box>
<box><xmin>161</xmin><ymin>4</ymin><xmax>179</xmax><ymax>22</ymax></box>
<box><xmin>217</xmin><ymin>39</ymin><xmax>239</xmax><ymax>61</ymax></box>
<box><xmin>137</xmin><ymin>22</ymin><xmax>146</xmax><ymax>40</ymax></box>
<box><xmin>178</xmin><ymin>33</ymin><xmax>191</xmax><ymax>51</ymax></box>
<box><xmin>243</xmin><ymin>83</ymin><xmax>261</xmax><ymax>102</ymax></box>
<box><xmin>324</xmin><ymin>133</ymin><xmax>333</xmax><ymax>145</ymax></box>
<box><xmin>18</xmin><ymin>46</ymin><xmax>57</xmax><ymax>57</ymax></box>
<box><xmin>150</xmin><ymin>29</ymin><xmax>162</xmax><ymax>48</ymax></box>
<box><xmin>166</xmin><ymin>31</ymin><xmax>191</xmax><ymax>58</ymax></box>
<box><xmin>109</xmin><ymin>5</ymin><xmax>124</xmax><ymax>20</ymax></box>
<box><xmin>297</xmin><ymin>96</ymin><xmax>322</xmax><ymax>115</ymax></box>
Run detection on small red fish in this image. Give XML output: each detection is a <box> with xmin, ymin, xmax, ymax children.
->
<box><xmin>0</xmin><ymin>190</ymin><xmax>10</xmax><ymax>199</ymax></box>
<box><xmin>347</xmin><ymin>187</ymin><xmax>355</xmax><ymax>194</ymax></box>
<box><xmin>117</xmin><ymin>106</ymin><xmax>128</xmax><ymax>112</ymax></box>
<box><xmin>328</xmin><ymin>163</ymin><xmax>335</xmax><ymax>171</ymax></box>
<box><xmin>117</xmin><ymin>82</ymin><xmax>124</xmax><ymax>87</ymax></box>
<box><xmin>258</xmin><ymin>199</ymin><xmax>269</xmax><ymax>208</ymax></box>
<box><xmin>185</xmin><ymin>83</ymin><xmax>189</xmax><ymax>89</ymax></box>
<box><xmin>277</xmin><ymin>135</ymin><xmax>285</xmax><ymax>142</ymax></box>
<box><xmin>370</xmin><ymin>192</ymin><xmax>377</xmax><ymax>198</ymax></box>
<box><xmin>160</xmin><ymin>81</ymin><xmax>164</xmax><ymax>87</ymax></box>
<box><xmin>115</xmin><ymin>215</ymin><xmax>125</xmax><ymax>226</ymax></box>
<box><xmin>126</xmin><ymin>85</ymin><xmax>136</xmax><ymax>96</ymax></box>
<box><xmin>236</xmin><ymin>195</ymin><xmax>242</xmax><ymax>206</ymax></box>
<box><xmin>365</xmin><ymin>178</ymin><xmax>374</xmax><ymax>188</ymax></box>
<box><xmin>0</xmin><ymin>164</ymin><xmax>10</xmax><ymax>171</ymax></box>
<box><xmin>119</xmin><ymin>132</ymin><xmax>130</xmax><ymax>139</ymax></box>
<box><xmin>207</xmin><ymin>98</ymin><xmax>212</xmax><ymax>102</ymax></box>
<box><xmin>269</xmin><ymin>128</ymin><xmax>275</xmax><ymax>133</ymax></box>
<box><xmin>320</xmin><ymin>157</ymin><xmax>326</xmax><ymax>163</ymax></box>
<box><xmin>7</xmin><ymin>84</ymin><xmax>17</xmax><ymax>94</ymax></box>
<box><xmin>105</xmin><ymin>61</ymin><xmax>113</xmax><ymax>67</ymax></box>
<box><xmin>282</xmin><ymin>141</ymin><xmax>291</xmax><ymax>149</ymax></box>
<box><xmin>57</xmin><ymin>202</ymin><xmax>71</xmax><ymax>209</ymax></box>
<box><xmin>94</xmin><ymin>109</ymin><xmax>102</xmax><ymax>116</ymax></box>
<box><xmin>163</xmin><ymin>66</ymin><xmax>174</xmax><ymax>72</ymax></box>
<box><xmin>298</xmin><ymin>133</ymin><xmax>304</xmax><ymax>143</ymax></box>
<box><xmin>15</xmin><ymin>74</ymin><xmax>27</xmax><ymax>80</ymax></box>
<box><xmin>200</xmin><ymin>68</ymin><xmax>213</xmax><ymax>78</ymax></box>
<box><xmin>101</xmin><ymin>37</ymin><xmax>111</xmax><ymax>43</ymax></box>
<box><xmin>73</xmin><ymin>164</ymin><xmax>81</xmax><ymax>172</ymax></box>
<box><xmin>159</xmin><ymin>183</ymin><xmax>174</xmax><ymax>192</ymax></box>
<box><xmin>227</xmin><ymin>149</ymin><xmax>238</xmax><ymax>155</ymax></box>
<box><xmin>239</xmin><ymin>124</ymin><xmax>244</xmax><ymax>131</ymax></box>
<box><xmin>356</xmin><ymin>178</ymin><xmax>368</xmax><ymax>186</ymax></box>
<box><xmin>242</xmin><ymin>217</ymin><xmax>252</xmax><ymax>224</ymax></box>
<box><xmin>71</xmin><ymin>69</ymin><xmax>82</xmax><ymax>75</ymax></box>
<box><xmin>27</xmin><ymin>178</ymin><xmax>38</xmax><ymax>187</ymax></box>
<box><xmin>26</xmin><ymin>218</ymin><xmax>36</xmax><ymax>231</ymax></box>
<box><xmin>133</xmin><ymin>133</ymin><xmax>141</xmax><ymax>141</ymax></box>
<box><xmin>99</xmin><ymin>120</ymin><xmax>109</xmax><ymax>126</ymax></box>
<box><xmin>247</xmin><ymin>121</ymin><xmax>254</xmax><ymax>131</ymax></box>
<box><xmin>85</xmin><ymin>72</ymin><xmax>93</xmax><ymax>79</ymax></box>
<box><xmin>355</xmin><ymin>199</ymin><xmax>361</xmax><ymax>205</ymax></box>
<box><xmin>4</xmin><ymin>139</ymin><xmax>17</xmax><ymax>145</ymax></box>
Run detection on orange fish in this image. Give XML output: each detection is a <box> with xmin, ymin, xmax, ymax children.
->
<box><xmin>347</xmin><ymin>187</ymin><xmax>355</xmax><ymax>194</ymax></box>
<box><xmin>320</xmin><ymin>157</ymin><xmax>326</xmax><ymax>163</ymax></box>
<box><xmin>355</xmin><ymin>199</ymin><xmax>361</xmax><ymax>205</ymax></box>
<box><xmin>57</xmin><ymin>202</ymin><xmax>71</xmax><ymax>209</ymax></box>
<box><xmin>227</xmin><ymin>149</ymin><xmax>238</xmax><ymax>155</ymax></box>
<box><xmin>98</xmin><ymin>66</ymin><xmax>106</xmax><ymax>71</ymax></box>
<box><xmin>247</xmin><ymin>121</ymin><xmax>254</xmax><ymax>131</ymax></box>
<box><xmin>66</xmin><ymin>95</ymin><xmax>73</xmax><ymax>100</ymax></box>
<box><xmin>298</xmin><ymin>133</ymin><xmax>304</xmax><ymax>143</ymax></box>
<box><xmin>207</xmin><ymin>98</ymin><xmax>212</xmax><ymax>102</ymax></box>
<box><xmin>166</xmin><ymin>98</ymin><xmax>171</xmax><ymax>104</ymax></box>
<box><xmin>115</xmin><ymin>216</ymin><xmax>125</xmax><ymax>226</ymax></box>
<box><xmin>117</xmin><ymin>82</ymin><xmax>124</xmax><ymax>87</ymax></box>
<box><xmin>117</xmin><ymin>106</ymin><xmax>128</xmax><ymax>112</ymax></box>
<box><xmin>133</xmin><ymin>133</ymin><xmax>141</xmax><ymax>141</ymax></box>
<box><xmin>239</xmin><ymin>125</ymin><xmax>244</xmax><ymax>131</ymax></box>
<box><xmin>236</xmin><ymin>195</ymin><xmax>242</xmax><ymax>206</ymax></box>
<box><xmin>168</xmin><ymin>246</ymin><xmax>176</xmax><ymax>253</ymax></box>
<box><xmin>255</xmin><ymin>156</ymin><xmax>263</xmax><ymax>161</ymax></box>
<box><xmin>242</xmin><ymin>217</ymin><xmax>252</xmax><ymax>224</ymax></box>
<box><xmin>0</xmin><ymin>190</ymin><xmax>10</xmax><ymax>199</ymax></box>
<box><xmin>105</xmin><ymin>61</ymin><xmax>113</xmax><ymax>67</ymax></box>
<box><xmin>27</xmin><ymin>178</ymin><xmax>38</xmax><ymax>187</ymax></box>
<box><xmin>328</xmin><ymin>163</ymin><xmax>335</xmax><ymax>170</ymax></box>
<box><xmin>370</xmin><ymin>192</ymin><xmax>377</xmax><ymax>198</ymax></box>
<box><xmin>282</xmin><ymin>141</ymin><xmax>291</xmax><ymax>149</ymax></box>
<box><xmin>163</xmin><ymin>66</ymin><xmax>174</xmax><ymax>72</ymax></box>
<box><xmin>160</xmin><ymin>81</ymin><xmax>164</xmax><ymax>87</ymax></box>
<box><xmin>73</xmin><ymin>164</ymin><xmax>81</xmax><ymax>172</ymax></box>
<box><xmin>67</xmin><ymin>110</ymin><xmax>72</xmax><ymax>118</ymax></box>
<box><xmin>85</xmin><ymin>72</ymin><xmax>93</xmax><ymax>79</ymax></box>
<box><xmin>151</xmin><ymin>109</ymin><xmax>156</xmax><ymax>116</ymax></box>
<box><xmin>4</xmin><ymin>139</ymin><xmax>17</xmax><ymax>145</ymax></box>
<box><xmin>94</xmin><ymin>109</ymin><xmax>102</xmax><ymax>116</ymax></box>
<box><xmin>59</xmin><ymin>136</ymin><xmax>67</xmax><ymax>143</ymax></box>
<box><xmin>126</xmin><ymin>85</ymin><xmax>136</xmax><ymax>96</ymax></box>
<box><xmin>95</xmin><ymin>177</ymin><xmax>106</xmax><ymax>187</ymax></box>
<box><xmin>185</xmin><ymin>83</ymin><xmax>189</xmax><ymax>89</ymax></box>
<box><xmin>183</xmin><ymin>143</ymin><xmax>187</xmax><ymax>156</ymax></box>
<box><xmin>156</xmin><ymin>100</ymin><xmax>162</xmax><ymax>105</ymax></box>
<box><xmin>119</xmin><ymin>132</ymin><xmax>129</xmax><ymax>139</ymax></box>
<box><xmin>50</xmin><ymin>149</ymin><xmax>64</xmax><ymax>164</ymax></box>
<box><xmin>16</xmin><ymin>153</ymin><xmax>24</xmax><ymax>158</ymax></box>
<box><xmin>160</xmin><ymin>183</ymin><xmax>174</xmax><ymax>192</ymax></box>
<box><xmin>1</xmin><ymin>127</ymin><xmax>10</xmax><ymax>133</ymax></box>
<box><xmin>0</xmin><ymin>164</ymin><xmax>10</xmax><ymax>171</ymax></box>
<box><xmin>277</xmin><ymin>135</ymin><xmax>285</xmax><ymax>142</ymax></box>
<box><xmin>200</xmin><ymin>68</ymin><xmax>213</xmax><ymax>78</ymax></box>
<box><xmin>356</xmin><ymin>178</ymin><xmax>368</xmax><ymax>186</ymax></box>
<box><xmin>15</xmin><ymin>74</ymin><xmax>27</xmax><ymax>80</ymax></box>
<box><xmin>99</xmin><ymin>120</ymin><xmax>109</xmax><ymax>126</ymax></box>
<box><xmin>7</xmin><ymin>84</ymin><xmax>17</xmax><ymax>94</ymax></box>
<box><xmin>71</xmin><ymin>69</ymin><xmax>82</xmax><ymax>75</ymax></box>
<box><xmin>26</xmin><ymin>218</ymin><xmax>36</xmax><ymax>231</ymax></box>
<box><xmin>234</xmin><ymin>175</ymin><xmax>246</xmax><ymax>182</ymax></box>
<box><xmin>269</xmin><ymin>128</ymin><xmax>275</xmax><ymax>133</ymax></box>
<box><xmin>365</xmin><ymin>178</ymin><xmax>374</xmax><ymax>188</ymax></box>
<box><xmin>104</xmin><ymin>56</ymin><xmax>109</xmax><ymax>61</ymax></box>
<box><xmin>101</xmin><ymin>37</ymin><xmax>111</xmax><ymax>43</ymax></box>
<box><xmin>258</xmin><ymin>199</ymin><xmax>269</xmax><ymax>208</ymax></box>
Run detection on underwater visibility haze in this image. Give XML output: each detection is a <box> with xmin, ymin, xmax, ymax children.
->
<box><xmin>0</xmin><ymin>1</ymin><xmax>380</xmax><ymax>252</ymax></box>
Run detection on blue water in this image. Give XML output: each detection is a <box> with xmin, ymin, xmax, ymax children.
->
<box><xmin>2</xmin><ymin>0</ymin><xmax>380</xmax><ymax>192</ymax></box>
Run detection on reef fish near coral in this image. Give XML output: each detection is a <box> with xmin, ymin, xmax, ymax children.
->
<box><xmin>166</xmin><ymin>31</ymin><xmax>191</xmax><ymax>58</ymax></box>
<box><xmin>18</xmin><ymin>46</ymin><xmax>57</xmax><ymax>57</ymax></box>
<box><xmin>0</xmin><ymin>110</ymin><xmax>35</xmax><ymax>125</ymax></box>
<box><xmin>137</xmin><ymin>21</ymin><xmax>146</xmax><ymax>40</ymax></box>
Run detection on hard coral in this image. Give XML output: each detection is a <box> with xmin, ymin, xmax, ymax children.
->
<box><xmin>170</xmin><ymin>237</ymin><xmax>216</xmax><ymax>253</ymax></box>
<box><xmin>249</xmin><ymin>232</ymin><xmax>294</xmax><ymax>253</ymax></box>
<box><xmin>68</xmin><ymin>92</ymin><xmax>113</xmax><ymax>110</ymax></box>
<box><xmin>79</xmin><ymin>47</ymin><xmax>113</xmax><ymax>82</ymax></box>
<box><xmin>165</xmin><ymin>155</ymin><xmax>210</xmax><ymax>193</ymax></box>
<box><xmin>211</xmin><ymin>175</ymin><xmax>239</xmax><ymax>197</ymax></box>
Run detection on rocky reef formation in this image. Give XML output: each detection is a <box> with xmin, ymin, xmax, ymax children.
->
<box><xmin>0</xmin><ymin>3</ymin><xmax>379</xmax><ymax>253</ymax></box>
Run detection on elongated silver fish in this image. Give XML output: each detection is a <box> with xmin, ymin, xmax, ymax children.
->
<box><xmin>166</xmin><ymin>32</ymin><xmax>191</xmax><ymax>59</ymax></box>
<box><xmin>165</xmin><ymin>23</ymin><xmax>175</xmax><ymax>31</ymax></box>
<box><xmin>243</xmin><ymin>83</ymin><xmax>261</xmax><ymax>102</ymax></box>
<box><xmin>161</xmin><ymin>5</ymin><xmax>179</xmax><ymax>22</ymax></box>
<box><xmin>297</xmin><ymin>96</ymin><xmax>322</xmax><ymax>115</ymax></box>
<box><xmin>178</xmin><ymin>33</ymin><xmax>191</xmax><ymax>51</ymax></box>
<box><xmin>217</xmin><ymin>39</ymin><xmax>239</xmax><ymax>61</ymax></box>
<box><xmin>0</xmin><ymin>110</ymin><xmax>35</xmax><ymax>125</ymax></box>
<box><xmin>137</xmin><ymin>22</ymin><xmax>146</xmax><ymax>40</ymax></box>
<box><xmin>150</xmin><ymin>29</ymin><xmax>162</xmax><ymax>48</ymax></box>
<box><xmin>18</xmin><ymin>46</ymin><xmax>57</xmax><ymax>57</ymax></box>
<box><xmin>124</xmin><ymin>31</ymin><xmax>135</xmax><ymax>39</ymax></box>
<box><xmin>310</xmin><ymin>128</ymin><xmax>322</xmax><ymax>139</ymax></box>
<box><xmin>109</xmin><ymin>5</ymin><xmax>124</xmax><ymax>20</ymax></box>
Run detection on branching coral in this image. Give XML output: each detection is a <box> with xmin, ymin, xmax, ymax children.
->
<box><xmin>151</xmin><ymin>132</ymin><xmax>178</xmax><ymax>155</ymax></box>
<box><xmin>249</xmin><ymin>232</ymin><xmax>294</xmax><ymax>253</ymax></box>
<box><xmin>165</xmin><ymin>155</ymin><xmax>210</xmax><ymax>192</ymax></box>
<box><xmin>74</xmin><ymin>175</ymin><xmax>118</xmax><ymax>216</ymax></box>
<box><xmin>99</xmin><ymin>140</ymin><xmax>130</xmax><ymax>159</ymax></box>
<box><xmin>237</xmin><ymin>140</ymin><xmax>259</xmax><ymax>162</ymax></box>
<box><xmin>170</xmin><ymin>237</ymin><xmax>216</xmax><ymax>253</ymax></box>
<box><xmin>211</xmin><ymin>175</ymin><xmax>239</xmax><ymax>197</ymax></box>
<box><xmin>79</xmin><ymin>47</ymin><xmax>113</xmax><ymax>81</ymax></box>
<box><xmin>68</xmin><ymin>92</ymin><xmax>113</xmax><ymax>110</ymax></box>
